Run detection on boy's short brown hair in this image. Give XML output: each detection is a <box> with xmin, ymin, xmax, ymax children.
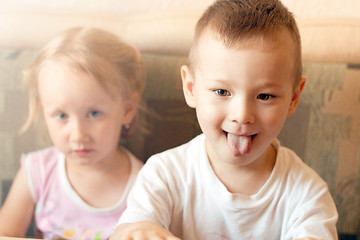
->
<box><xmin>189</xmin><ymin>0</ymin><xmax>302</xmax><ymax>83</ymax></box>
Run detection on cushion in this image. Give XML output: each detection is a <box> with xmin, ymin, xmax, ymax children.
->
<box><xmin>0</xmin><ymin>48</ymin><xmax>359</xmax><ymax>236</ymax></box>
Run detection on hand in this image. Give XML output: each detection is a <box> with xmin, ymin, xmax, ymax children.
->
<box><xmin>110</xmin><ymin>221</ymin><xmax>181</xmax><ymax>240</ymax></box>
<box><xmin>294</xmin><ymin>238</ymin><xmax>317</xmax><ymax>240</ymax></box>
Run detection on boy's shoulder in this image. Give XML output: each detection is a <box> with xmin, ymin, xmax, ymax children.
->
<box><xmin>148</xmin><ymin>134</ymin><xmax>205</xmax><ymax>162</ymax></box>
<box><xmin>142</xmin><ymin>134</ymin><xmax>206</xmax><ymax>177</ymax></box>
<box><xmin>275</xmin><ymin>140</ymin><xmax>328</xmax><ymax>189</ymax></box>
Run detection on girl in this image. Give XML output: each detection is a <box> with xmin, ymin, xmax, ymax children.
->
<box><xmin>0</xmin><ymin>27</ymin><xmax>145</xmax><ymax>240</ymax></box>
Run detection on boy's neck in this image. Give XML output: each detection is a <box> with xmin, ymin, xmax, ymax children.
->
<box><xmin>209</xmin><ymin>144</ymin><xmax>277</xmax><ymax>195</ymax></box>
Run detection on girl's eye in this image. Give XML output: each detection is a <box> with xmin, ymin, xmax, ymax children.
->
<box><xmin>56</xmin><ymin>113</ymin><xmax>67</xmax><ymax>120</ymax></box>
<box><xmin>214</xmin><ymin>89</ymin><xmax>230</xmax><ymax>97</ymax></box>
<box><xmin>89</xmin><ymin>111</ymin><xmax>100</xmax><ymax>118</ymax></box>
<box><xmin>257</xmin><ymin>94</ymin><xmax>273</xmax><ymax>101</ymax></box>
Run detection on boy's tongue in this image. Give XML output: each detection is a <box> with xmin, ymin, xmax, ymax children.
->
<box><xmin>227</xmin><ymin>133</ymin><xmax>252</xmax><ymax>156</ymax></box>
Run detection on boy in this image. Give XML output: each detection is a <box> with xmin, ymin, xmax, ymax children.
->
<box><xmin>110</xmin><ymin>0</ymin><xmax>338</xmax><ymax>239</ymax></box>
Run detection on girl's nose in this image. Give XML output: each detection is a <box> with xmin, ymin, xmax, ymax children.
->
<box><xmin>69</xmin><ymin>119</ymin><xmax>90</xmax><ymax>142</ymax></box>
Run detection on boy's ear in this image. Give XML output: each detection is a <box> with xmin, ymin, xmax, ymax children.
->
<box><xmin>288</xmin><ymin>76</ymin><xmax>306</xmax><ymax>116</ymax></box>
<box><xmin>181</xmin><ymin>65</ymin><xmax>197</xmax><ymax>108</ymax></box>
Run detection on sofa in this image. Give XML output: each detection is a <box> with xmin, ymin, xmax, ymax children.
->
<box><xmin>0</xmin><ymin>0</ymin><xmax>359</xmax><ymax>238</ymax></box>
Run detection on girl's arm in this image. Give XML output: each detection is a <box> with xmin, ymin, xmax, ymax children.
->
<box><xmin>0</xmin><ymin>165</ymin><xmax>36</xmax><ymax>237</ymax></box>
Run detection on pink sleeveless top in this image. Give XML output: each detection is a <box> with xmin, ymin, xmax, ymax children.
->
<box><xmin>22</xmin><ymin>146</ymin><xmax>143</xmax><ymax>240</ymax></box>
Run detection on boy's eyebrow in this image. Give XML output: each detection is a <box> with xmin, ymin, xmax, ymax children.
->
<box><xmin>202</xmin><ymin>77</ymin><xmax>233</xmax><ymax>86</ymax></box>
<box><xmin>254</xmin><ymin>80</ymin><xmax>285</xmax><ymax>88</ymax></box>
<box><xmin>207</xmin><ymin>77</ymin><xmax>287</xmax><ymax>86</ymax></box>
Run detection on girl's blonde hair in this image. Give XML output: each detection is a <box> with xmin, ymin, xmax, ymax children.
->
<box><xmin>21</xmin><ymin>27</ymin><xmax>146</xmax><ymax>138</ymax></box>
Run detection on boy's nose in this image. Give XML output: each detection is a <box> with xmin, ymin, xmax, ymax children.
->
<box><xmin>229</xmin><ymin>99</ymin><xmax>255</xmax><ymax>125</ymax></box>
<box><xmin>69</xmin><ymin>119</ymin><xmax>90</xmax><ymax>142</ymax></box>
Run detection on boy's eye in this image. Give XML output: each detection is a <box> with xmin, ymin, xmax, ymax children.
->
<box><xmin>214</xmin><ymin>89</ymin><xmax>230</xmax><ymax>97</ymax></box>
<box><xmin>257</xmin><ymin>94</ymin><xmax>273</xmax><ymax>101</ymax></box>
<box><xmin>89</xmin><ymin>111</ymin><xmax>100</xmax><ymax>118</ymax></box>
<box><xmin>56</xmin><ymin>113</ymin><xmax>67</xmax><ymax>120</ymax></box>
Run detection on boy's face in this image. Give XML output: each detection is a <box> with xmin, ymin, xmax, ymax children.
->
<box><xmin>181</xmin><ymin>33</ymin><xmax>305</xmax><ymax>168</ymax></box>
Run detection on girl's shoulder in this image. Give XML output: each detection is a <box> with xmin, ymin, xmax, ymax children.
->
<box><xmin>21</xmin><ymin>146</ymin><xmax>63</xmax><ymax>202</ymax></box>
<box><xmin>24</xmin><ymin>146</ymin><xmax>61</xmax><ymax>159</ymax></box>
<box><xmin>22</xmin><ymin>146</ymin><xmax>62</xmax><ymax>168</ymax></box>
<box><xmin>122</xmin><ymin>147</ymin><xmax>144</xmax><ymax>175</ymax></box>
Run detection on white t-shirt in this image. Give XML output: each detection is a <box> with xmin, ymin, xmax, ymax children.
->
<box><xmin>118</xmin><ymin>134</ymin><xmax>338</xmax><ymax>240</ymax></box>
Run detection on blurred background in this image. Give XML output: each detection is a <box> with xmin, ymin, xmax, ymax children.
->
<box><xmin>0</xmin><ymin>0</ymin><xmax>359</xmax><ymax>239</ymax></box>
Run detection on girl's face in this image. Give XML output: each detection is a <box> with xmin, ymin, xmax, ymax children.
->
<box><xmin>37</xmin><ymin>62</ymin><xmax>138</xmax><ymax>167</ymax></box>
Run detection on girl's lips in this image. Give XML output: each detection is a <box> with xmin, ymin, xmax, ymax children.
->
<box><xmin>73</xmin><ymin>149</ymin><xmax>92</xmax><ymax>157</ymax></box>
